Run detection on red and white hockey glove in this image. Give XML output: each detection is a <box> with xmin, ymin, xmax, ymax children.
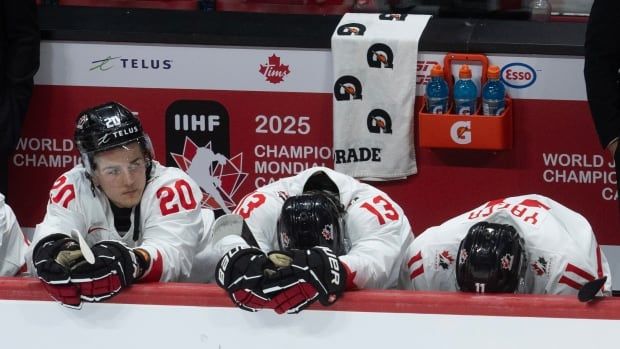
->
<box><xmin>32</xmin><ymin>233</ymin><xmax>83</xmax><ymax>308</ymax></box>
<box><xmin>215</xmin><ymin>246</ymin><xmax>272</xmax><ymax>312</ymax></box>
<box><xmin>262</xmin><ymin>246</ymin><xmax>347</xmax><ymax>314</ymax></box>
<box><xmin>69</xmin><ymin>240</ymin><xmax>145</xmax><ymax>302</ymax></box>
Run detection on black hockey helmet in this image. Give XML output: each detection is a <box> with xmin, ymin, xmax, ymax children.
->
<box><xmin>456</xmin><ymin>221</ymin><xmax>526</xmax><ymax>293</ymax></box>
<box><xmin>277</xmin><ymin>191</ymin><xmax>346</xmax><ymax>256</ymax></box>
<box><xmin>74</xmin><ymin>101</ymin><xmax>154</xmax><ymax>174</ymax></box>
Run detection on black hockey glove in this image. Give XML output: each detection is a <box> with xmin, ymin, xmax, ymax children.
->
<box><xmin>33</xmin><ymin>233</ymin><xmax>84</xmax><ymax>308</ymax></box>
<box><xmin>69</xmin><ymin>240</ymin><xmax>144</xmax><ymax>302</ymax></box>
<box><xmin>215</xmin><ymin>246</ymin><xmax>272</xmax><ymax>312</ymax></box>
<box><xmin>262</xmin><ymin>246</ymin><xmax>347</xmax><ymax>314</ymax></box>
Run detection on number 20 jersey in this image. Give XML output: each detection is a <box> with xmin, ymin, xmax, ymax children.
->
<box><xmin>29</xmin><ymin>161</ymin><xmax>205</xmax><ymax>282</ymax></box>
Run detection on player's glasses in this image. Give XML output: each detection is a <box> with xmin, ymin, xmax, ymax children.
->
<box><xmin>96</xmin><ymin>158</ymin><xmax>149</xmax><ymax>180</ymax></box>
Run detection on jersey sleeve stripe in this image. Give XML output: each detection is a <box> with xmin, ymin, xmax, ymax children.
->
<box><xmin>409</xmin><ymin>265</ymin><xmax>424</xmax><ymax>280</ymax></box>
<box><xmin>565</xmin><ymin>263</ymin><xmax>595</xmax><ymax>282</ymax></box>
<box><xmin>407</xmin><ymin>251</ymin><xmax>422</xmax><ymax>268</ymax></box>
<box><xmin>558</xmin><ymin>275</ymin><xmax>583</xmax><ymax>290</ymax></box>
<box><xmin>140</xmin><ymin>250</ymin><xmax>164</xmax><ymax>282</ymax></box>
<box><xmin>596</xmin><ymin>245</ymin><xmax>603</xmax><ymax>279</ymax></box>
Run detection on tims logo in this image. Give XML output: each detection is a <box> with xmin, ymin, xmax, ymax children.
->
<box><xmin>259</xmin><ymin>54</ymin><xmax>290</xmax><ymax>84</ymax></box>
<box><xmin>166</xmin><ymin>100</ymin><xmax>247</xmax><ymax>214</ymax></box>
<box><xmin>90</xmin><ymin>55</ymin><xmax>172</xmax><ymax>72</ymax></box>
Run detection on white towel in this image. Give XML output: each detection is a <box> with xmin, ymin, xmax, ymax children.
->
<box><xmin>331</xmin><ymin>13</ymin><xmax>431</xmax><ymax>181</ymax></box>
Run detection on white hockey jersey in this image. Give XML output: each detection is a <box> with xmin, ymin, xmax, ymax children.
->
<box><xmin>0</xmin><ymin>194</ymin><xmax>28</xmax><ymax>276</ymax></box>
<box><xmin>29</xmin><ymin>162</ymin><xmax>206</xmax><ymax>282</ymax></box>
<box><xmin>400</xmin><ymin>194</ymin><xmax>612</xmax><ymax>295</ymax></box>
<box><xmin>232</xmin><ymin>167</ymin><xmax>414</xmax><ymax>289</ymax></box>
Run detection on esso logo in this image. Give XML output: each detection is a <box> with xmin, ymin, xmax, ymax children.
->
<box><xmin>501</xmin><ymin>63</ymin><xmax>537</xmax><ymax>89</ymax></box>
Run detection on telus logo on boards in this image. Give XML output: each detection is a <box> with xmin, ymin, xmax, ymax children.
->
<box><xmin>90</xmin><ymin>55</ymin><xmax>173</xmax><ymax>71</ymax></box>
<box><xmin>501</xmin><ymin>63</ymin><xmax>537</xmax><ymax>89</ymax></box>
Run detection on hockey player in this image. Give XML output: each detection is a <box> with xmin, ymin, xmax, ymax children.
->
<box><xmin>29</xmin><ymin>102</ymin><xmax>207</xmax><ymax>308</ymax></box>
<box><xmin>0</xmin><ymin>193</ymin><xmax>28</xmax><ymax>275</ymax></box>
<box><xmin>215</xmin><ymin>167</ymin><xmax>414</xmax><ymax>314</ymax></box>
<box><xmin>400</xmin><ymin>194</ymin><xmax>612</xmax><ymax>296</ymax></box>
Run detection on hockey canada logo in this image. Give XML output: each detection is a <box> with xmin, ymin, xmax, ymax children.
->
<box><xmin>531</xmin><ymin>257</ymin><xmax>549</xmax><ymax>276</ymax></box>
<box><xmin>458</xmin><ymin>248</ymin><xmax>468</xmax><ymax>265</ymax></box>
<box><xmin>367</xmin><ymin>109</ymin><xmax>392</xmax><ymax>134</ymax></box>
<box><xmin>166</xmin><ymin>100</ymin><xmax>247</xmax><ymax>214</ymax></box>
<box><xmin>379</xmin><ymin>13</ymin><xmax>407</xmax><ymax>21</ymax></box>
<box><xmin>170</xmin><ymin>138</ymin><xmax>247</xmax><ymax>214</ymax></box>
<box><xmin>436</xmin><ymin>250</ymin><xmax>455</xmax><ymax>270</ymax></box>
<box><xmin>500</xmin><ymin>254</ymin><xmax>514</xmax><ymax>270</ymax></box>
<box><xmin>336</xmin><ymin>23</ymin><xmax>366</xmax><ymax>36</ymax></box>
<box><xmin>321</xmin><ymin>224</ymin><xmax>334</xmax><ymax>241</ymax></box>
<box><xmin>259</xmin><ymin>54</ymin><xmax>290</xmax><ymax>84</ymax></box>
<box><xmin>367</xmin><ymin>44</ymin><xmax>394</xmax><ymax>69</ymax></box>
<box><xmin>334</xmin><ymin>75</ymin><xmax>363</xmax><ymax>101</ymax></box>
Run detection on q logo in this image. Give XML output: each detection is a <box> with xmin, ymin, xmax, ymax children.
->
<box><xmin>450</xmin><ymin>121</ymin><xmax>471</xmax><ymax>144</ymax></box>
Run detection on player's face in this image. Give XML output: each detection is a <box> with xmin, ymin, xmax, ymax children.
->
<box><xmin>92</xmin><ymin>142</ymin><xmax>148</xmax><ymax>208</ymax></box>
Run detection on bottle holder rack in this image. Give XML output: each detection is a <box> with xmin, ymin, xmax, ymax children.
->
<box><xmin>418</xmin><ymin>53</ymin><xmax>513</xmax><ymax>150</ymax></box>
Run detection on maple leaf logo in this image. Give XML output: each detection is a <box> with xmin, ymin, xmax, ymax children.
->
<box><xmin>259</xmin><ymin>54</ymin><xmax>291</xmax><ymax>84</ymax></box>
<box><xmin>170</xmin><ymin>137</ymin><xmax>247</xmax><ymax>212</ymax></box>
<box><xmin>438</xmin><ymin>250</ymin><xmax>455</xmax><ymax>270</ymax></box>
<box><xmin>531</xmin><ymin>257</ymin><xmax>548</xmax><ymax>276</ymax></box>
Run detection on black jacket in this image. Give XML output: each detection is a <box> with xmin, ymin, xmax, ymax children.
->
<box><xmin>0</xmin><ymin>0</ymin><xmax>40</xmax><ymax>153</ymax></box>
<box><xmin>584</xmin><ymin>0</ymin><xmax>620</xmax><ymax>149</ymax></box>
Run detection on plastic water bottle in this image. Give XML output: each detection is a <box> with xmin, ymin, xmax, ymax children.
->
<box><xmin>425</xmin><ymin>64</ymin><xmax>449</xmax><ymax>114</ymax></box>
<box><xmin>529</xmin><ymin>0</ymin><xmax>551</xmax><ymax>22</ymax></box>
<box><xmin>482</xmin><ymin>65</ymin><xmax>506</xmax><ymax>116</ymax></box>
<box><xmin>453</xmin><ymin>64</ymin><xmax>477</xmax><ymax>115</ymax></box>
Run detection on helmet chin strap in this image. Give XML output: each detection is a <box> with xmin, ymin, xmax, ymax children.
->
<box><xmin>132</xmin><ymin>202</ymin><xmax>141</xmax><ymax>242</ymax></box>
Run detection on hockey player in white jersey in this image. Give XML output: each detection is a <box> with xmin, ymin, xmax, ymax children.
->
<box><xmin>0</xmin><ymin>193</ymin><xmax>28</xmax><ymax>275</ymax></box>
<box><xmin>29</xmin><ymin>102</ymin><xmax>206</xmax><ymax>308</ymax></box>
<box><xmin>215</xmin><ymin>167</ymin><xmax>413</xmax><ymax>314</ymax></box>
<box><xmin>400</xmin><ymin>194</ymin><xmax>612</xmax><ymax>297</ymax></box>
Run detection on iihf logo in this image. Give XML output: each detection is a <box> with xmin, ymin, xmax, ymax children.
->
<box><xmin>336</xmin><ymin>23</ymin><xmax>366</xmax><ymax>36</ymax></box>
<box><xmin>333</xmin><ymin>75</ymin><xmax>363</xmax><ymax>101</ymax></box>
<box><xmin>367</xmin><ymin>109</ymin><xmax>392</xmax><ymax>134</ymax></box>
<box><xmin>367</xmin><ymin>43</ymin><xmax>394</xmax><ymax>69</ymax></box>
<box><xmin>166</xmin><ymin>100</ymin><xmax>247</xmax><ymax>214</ymax></box>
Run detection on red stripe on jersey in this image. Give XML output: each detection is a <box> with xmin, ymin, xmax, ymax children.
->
<box><xmin>341</xmin><ymin>261</ymin><xmax>358</xmax><ymax>290</ymax></box>
<box><xmin>558</xmin><ymin>275</ymin><xmax>583</xmax><ymax>290</ymax></box>
<box><xmin>407</xmin><ymin>251</ymin><xmax>422</xmax><ymax>268</ymax></box>
<box><xmin>565</xmin><ymin>263</ymin><xmax>595</xmax><ymax>281</ymax></box>
<box><xmin>140</xmin><ymin>250</ymin><xmax>164</xmax><ymax>282</ymax></box>
<box><xmin>596</xmin><ymin>245</ymin><xmax>603</xmax><ymax>279</ymax></box>
<box><xmin>410</xmin><ymin>265</ymin><xmax>424</xmax><ymax>280</ymax></box>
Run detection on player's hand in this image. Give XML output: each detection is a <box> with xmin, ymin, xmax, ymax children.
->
<box><xmin>215</xmin><ymin>246</ymin><xmax>272</xmax><ymax>312</ymax></box>
<box><xmin>262</xmin><ymin>247</ymin><xmax>347</xmax><ymax>314</ymax></box>
<box><xmin>69</xmin><ymin>240</ymin><xmax>144</xmax><ymax>302</ymax></box>
<box><xmin>32</xmin><ymin>234</ymin><xmax>84</xmax><ymax>308</ymax></box>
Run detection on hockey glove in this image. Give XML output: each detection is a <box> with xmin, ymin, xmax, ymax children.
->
<box><xmin>215</xmin><ymin>246</ymin><xmax>271</xmax><ymax>312</ymax></box>
<box><xmin>32</xmin><ymin>233</ymin><xmax>83</xmax><ymax>307</ymax></box>
<box><xmin>262</xmin><ymin>246</ymin><xmax>347</xmax><ymax>314</ymax></box>
<box><xmin>69</xmin><ymin>240</ymin><xmax>144</xmax><ymax>302</ymax></box>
